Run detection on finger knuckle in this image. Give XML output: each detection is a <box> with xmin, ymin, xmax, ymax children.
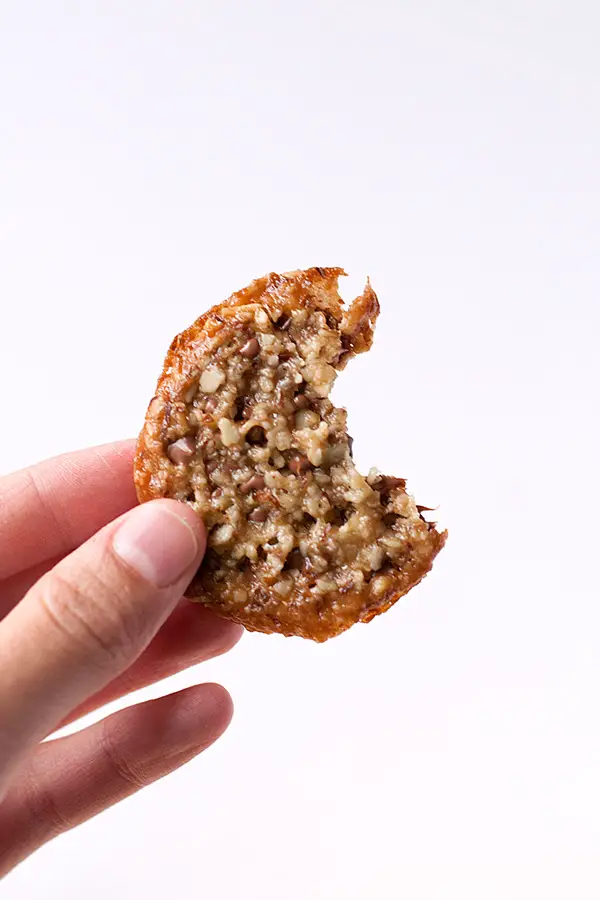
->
<box><xmin>36</xmin><ymin>567</ymin><xmax>141</xmax><ymax>672</ymax></box>
<box><xmin>22</xmin><ymin>762</ymin><xmax>73</xmax><ymax>843</ymax></box>
<box><xmin>99</xmin><ymin>720</ymin><xmax>149</xmax><ymax>792</ymax></box>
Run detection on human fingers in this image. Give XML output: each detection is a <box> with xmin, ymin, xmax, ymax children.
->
<box><xmin>57</xmin><ymin>601</ymin><xmax>242</xmax><ymax>729</ymax></box>
<box><xmin>0</xmin><ymin>554</ymin><xmax>67</xmax><ymax>623</ymax></box>
<box><xmin>0</xmin><ymin>683</ymin><xmax>232</xmax><ymax>878</ymax></box>
<box><xmin>0</xmin><ymin>499</ymin><xmax>204</xmax><ymax>780</ymax></box>
<box><xmin>0</xmin><ymin>440</ymin><xmax>136</xmax><ymax>582</ymax></box>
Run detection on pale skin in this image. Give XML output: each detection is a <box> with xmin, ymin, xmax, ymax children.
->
<box><xmin>0</xmin><ymin>440</ymin><xmax>242</xmax><ymax>876</ymax></box>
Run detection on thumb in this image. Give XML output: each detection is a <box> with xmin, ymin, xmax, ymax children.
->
<box><xmin>0</xmin><ymin>499</ymin><xmax>205</xmax><ymax>765</ymax></box>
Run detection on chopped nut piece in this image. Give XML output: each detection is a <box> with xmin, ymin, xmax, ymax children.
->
<box><xmin>218</xmin><ymin>419</ymin><xmax>240</xmax><ymax>447</ymax></box>
<box><xmin>273</xmin><ymin>579</ymin><xmax>292</xmax><ymax>597</ymax></box>
<box><xmin>212</xmin><ymin>524</ymin><xmax>234</xmax><ymax>544</ymax></box>
<box><xmin>371</xmin><ymin>574</ymin><xmax>392</xmax><ymax>596</ymax></box>
<box><xmin>316</xmin><ymin>577</ymin><xmax>336</xmax><ymax>593</ymax></box>
<box><xmin>307</xmin><ymin>446</ymin><xmax>324</xmax><ymax>467</ymax></box>
<box><xmin>200</xmin><ymin>367</ymin><xmax>225</xmax><ymax>393</ymax></box>
<box><xmin>294</xmin><ymin>409</ymin><xmax>320</xmax><ymax>430</ymax></box>
<box><xmin>261</xmin><ymin>333</ymin><xmax>277</xmax><ymax>349</ymax></box>
<box><xmin>183</xmin><ymin>382</ymin><xmax>199</xmax><ymax>403</ymax></box>
<box><xmin>274</xmin><ymin>430</ymin><xmax>292</xmax><ymax>451</ymax></box>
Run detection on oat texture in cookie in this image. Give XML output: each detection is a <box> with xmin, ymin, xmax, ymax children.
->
<box><xmin>135</xmin><ymin>267</ymin><xmax>446</xmax><ymax>641</ymax></box>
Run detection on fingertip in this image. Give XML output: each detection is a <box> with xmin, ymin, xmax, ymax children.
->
<box><xmin>112</xmin><ymin>499</ymin><xmax>206</xmax><ymax>588</ymax></box>
<box><xmin>194</xmin><ymin>682</ymin><xmax>235</xmax><ymax>742</ymax></box>
<box><xmin>159</xmin><ymin>683</ymin><xmax>235</xmax><ymax>753</ymax></box>
<box><xmin>94</xmin><ymin>684</ymin><xmax>235</xmax><ymax>768</ymax></box>
<box><xmin>150</xmin><ymin>499</ymin><xmax>207</xmax><ymax>559</ymax></box>
<box><xmin>3</xmin><ymin>684</ymin><xmax>239</xmax><ymax>855</ymax></box>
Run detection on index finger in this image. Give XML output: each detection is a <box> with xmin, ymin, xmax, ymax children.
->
<box><xmin>0</xmin><ymin>441</ymin><xmax>137</xmax><ymax>581</ymax></box>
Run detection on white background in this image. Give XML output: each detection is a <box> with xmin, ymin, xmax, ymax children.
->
<box><xmin>1</xmin><ymin>1</ymin><xmax>599</xmax><ymax>897</ymax></box>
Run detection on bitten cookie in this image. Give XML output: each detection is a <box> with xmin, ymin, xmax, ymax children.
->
<box><xmin>134</xmin><ymin>267</ymin><xmax>446</xmax><ymax>641</ymax></box>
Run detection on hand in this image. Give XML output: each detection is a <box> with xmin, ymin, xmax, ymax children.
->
<box><xmin>0</xmin><ymin>441</ymin><xmax>242</xmax><ymax>876</ymax></box>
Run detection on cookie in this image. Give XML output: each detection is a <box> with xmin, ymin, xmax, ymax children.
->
<box><xmin>134</xmin><ymin>267</ymin><xmax>446</xmax><ymax>641</ymax></box>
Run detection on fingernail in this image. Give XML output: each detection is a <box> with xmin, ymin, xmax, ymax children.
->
<box><xmin>113</xmin><ymin>502</ymin><xmax>200</xmax><ymax>587</ymax></box>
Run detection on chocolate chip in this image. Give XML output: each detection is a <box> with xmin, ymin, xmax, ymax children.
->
<box><xmin>240</xmin><ymin>474</ymin><xmax>265</xmax><ymax>494</ymax></box>
<box><xmin>284</xmin><ymin>550</ymin><xmax>305</xmax><ymax>571</ymax></box>
<box><xmin>289</xmin><ymin>455</ymin><xmax>312</xmax><ymax>475</ymax></box>
<box><xmin>315</xmin><ymin>267</ymin><xmax>326</xmax><ymax>277</ymax></box>
<box><xmin>246</xmin><ymin>425</ymin><xmax>267</xmax><ymax>445</ymax></box>
<box><xmin>329</xmin><ymin>506</ymin><xmax>351</xmax><ymax>526</ymax></box>
<box><xmin>382</xmin><ymin>512</ymin><xmax>399</xmax><ymax>527</ymax></box>
<box><xmin>248</xmin><ymin>506</ymin><xmax>269</xmax><ymax>523</ymax></box>
<box><xmin>204</xmin><ymin>556</ymin><xmax>219</xmax><ymax>574</ymax></box>
<box><xmin>293</xmin><ymin>393</ymin><xmax>310</xmax><ymax>409</ymax></box>
<box><xmin>325</xmin><ymin>312</ymin><xmax>339</xmax><ymax>329</ymax></box>
<box><xmin>240</xmin><ymin>337</ymin><xmax>260</xmax><ymax>358</ymax></box>
<box><xmin>348</xmin><ymin>435</ymin><xmax>354</xmax><ymax>458</ymax></box>
<box><xmin>167</xmin><ymin>435</ymin><xmax>196</xmax><ymax>465</ymax></box>
<box><xmin>205</xmin><ymin>459</ymin><xmax>219</xmax><ymax>474</ymax></box>
<box><xmin>276</xmin><ymin>314</ymin><xmax>292</xmax><ymax>330</ymax></box>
